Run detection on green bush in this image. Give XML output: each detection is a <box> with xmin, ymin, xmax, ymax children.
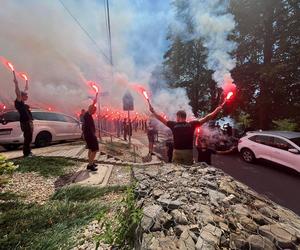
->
<box><xmin>0</xmin><ymin>154</ymin><xmax>18</xmax><ymax>175</ymax></box>
<box><xmin>272</xmin><ymin>119</ymin><xmax>298</xmax><ymax>131</ymax></box>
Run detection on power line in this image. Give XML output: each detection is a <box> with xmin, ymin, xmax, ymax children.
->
<box><xmin>58</xmin><ymin>0</ymin><xmax>111</xmax><ymax>63</ymax></box>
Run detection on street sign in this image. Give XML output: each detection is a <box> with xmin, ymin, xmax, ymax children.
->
<box><xmin>123</xmin><ymin>91</ymin><xmax>134</xmax><ymax>111</ymax></box>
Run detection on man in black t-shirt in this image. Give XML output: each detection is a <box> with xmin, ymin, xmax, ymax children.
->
<box><xmin>82</xmin><ymin>105</ymin><xmax>99</xmax><ymax>171</ymax></box>
<box><xmin>14</xmin><ymin>78</ymin><xmax>33</xmax><ymax>157</ymax></box>
<box><xmin>149</xmin><ymin>103</ymin><xmax>225</xmax><ymax>165</ymax></box>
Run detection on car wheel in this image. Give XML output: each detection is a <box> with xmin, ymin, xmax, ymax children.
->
<box><xmin>241</xmin><ymin>148</ymin><xmax>255</xmax><ymax>163</ymax></box>
<box><xmin>35</xmin><ymin>132</ymin><xmax>52</xmax><ymax>148</ymax></box>
<box><xmin>2</xmin><ymin>144</ymin><xmax>20</xmax><ymax>151</ymax></box>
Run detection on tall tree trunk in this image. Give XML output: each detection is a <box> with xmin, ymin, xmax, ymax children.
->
<box><xmin>258</xmin><ymin>1</ymin><xmax>275</xmax><ymax>129</ymax></box>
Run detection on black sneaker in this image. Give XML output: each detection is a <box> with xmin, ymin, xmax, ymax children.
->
<box><xmin>87</xmin><ymin>164</ymin><xmax>98</xmax><ymax>171</ymax></box>
<box><xmin>24</xmin><ymin>153</ymin><xmax>34</xmax><ymax>158</ymax></box>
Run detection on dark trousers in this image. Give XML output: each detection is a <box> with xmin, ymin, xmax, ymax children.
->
<box><xmin>166</xmin><ymin>142</ymin><xmax>174</xmax><ymax>163</ymax></box>
<box><xmin>124</xmin><ymin>129</ymin><xmax>128</xmax><ymax>140</ymax></box>
<box><xmin>21</xmin><ymin>121</ymin><xmax>33</xmax><ymax>156</ymax></box>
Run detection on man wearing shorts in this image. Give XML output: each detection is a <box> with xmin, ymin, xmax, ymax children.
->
<box><xmin>82</xmin><ymin>105</ymin><xmax>99</xmax><ymax>171</ymax></box>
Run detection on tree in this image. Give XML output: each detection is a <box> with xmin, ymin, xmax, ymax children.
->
<box><xmin>230</xmin><ymin>0</ymin><xmax>300</xmax><ymax>129</ymax></box>
<box><xmin>162</xmin><ymin>1</ymin><xmax>222</xmax><ymax>116</ymax></box>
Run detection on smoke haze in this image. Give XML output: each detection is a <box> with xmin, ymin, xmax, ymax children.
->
<box><xmin>0</xmin><ymin>0</ymin><xmax>236</xmax><ymax>120</ymax></box>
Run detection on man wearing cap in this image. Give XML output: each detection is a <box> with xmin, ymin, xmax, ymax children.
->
<box><xmin>14</xmin><ymin>78</ymin><xmax>33</xmax><ymax>157</ymax></box>
<box><xmin>149</xmin><ymin>102</ymin><xmax>226</xmax><ymax>165</ymax></box>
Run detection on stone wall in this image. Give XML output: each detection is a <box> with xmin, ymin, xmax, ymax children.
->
<box><xmin>133</xmin><ymin>163</ymin><xmax>300</xmax><ymax>249</ymax></box>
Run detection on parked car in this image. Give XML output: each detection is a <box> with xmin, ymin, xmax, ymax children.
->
<box><xmin>238</xmin><ymin>131</ymin><xmax>300</xmax><ymax>172</ymax></box>
<box><xmin>0</xmin><ymin>109</ymin><xmax>82</xmax><ymax>150</ymax></box>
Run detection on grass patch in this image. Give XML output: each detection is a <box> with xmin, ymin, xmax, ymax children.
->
<box><xmin>13</xmin><ymin>156</ymin><xmax>76</xmax><ymax>177</ymax></box>
<box><xmin>51</xmin><ymin>185</ymin><xmax>127</xmax><ymax>202</ymax></box>
<box><xmin>0</xmin><ymin>191</ymin><xmax>20</xmax><ymax>201</ymax></box>
<box><xmin>0</xmin><ymin>199</ymin><xmax>107</xmax><ymax>250</ymax></box>
<box><xmin>96</xmin><ymin>184</ymin><xmax>142</xmax><ymax>249</ymax></box>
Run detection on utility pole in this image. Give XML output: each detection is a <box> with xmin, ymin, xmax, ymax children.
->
<box><xmin>106</xmin><ymin>0</ymin><xmax>113</xmax><ymax>67</ymax></box>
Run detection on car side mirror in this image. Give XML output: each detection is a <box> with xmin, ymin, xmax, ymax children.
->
<box><xmin>288</xmin><ymin>148</ymin><xmax>300</xmax><ymax>154</ymax></box>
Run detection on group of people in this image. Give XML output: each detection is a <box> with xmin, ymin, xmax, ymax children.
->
<box><xmin>13</xmin><ymin>73</ymin><xmax>232</xmax><ymax>169</ymax></box>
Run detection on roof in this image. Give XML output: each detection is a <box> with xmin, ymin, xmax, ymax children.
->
<box><xmin>248</xmin><ymin>130</ymin><xmax>300</xmax><ymax>139</ymax></box>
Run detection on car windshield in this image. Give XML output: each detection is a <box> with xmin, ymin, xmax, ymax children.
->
<box><xmin>290</xmin><ymin>137</ymin><xmax>300</xmax><ymax>147</ymax></box>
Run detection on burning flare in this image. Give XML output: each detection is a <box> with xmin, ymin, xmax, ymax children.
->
<box><xmin>226</xmin><ymin>91</ymin><xmax>234</xmax><ymax>100</ymax></box>
<box><xmin>92</xmin><ymin>84</ymin><xmax>99</xmax><ymax>93</ymax></box>
<box><xmin>7</xmin><ymin>61</ymin><xmax>14</xmax><ymax>72</ymax></box>
<box><xmin>19</xmin><ymin>72</ymin><xmax>28</xmax><ymax>81</ymax></box>
<box><xmin>142</xmin><ymin>90</ymin><xmax>149</xmax><ymax>100</ymax></box>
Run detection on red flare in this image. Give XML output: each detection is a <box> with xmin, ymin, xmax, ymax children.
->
<box><xmin>0</xmin><ymin>104</ymin><xmax>6</xmax><ymax>110</ymax></box>
<box><xmin>7</xmin><ymin>61</ymin><xmax>15</xmax><ymax>72</ymax></box>
<box><xmin>19</xmin><ymin>72</ymin><xmax>28</xmax><ymax>81</ymax></box>
<box><xmin>142</xmin><ymin>90</ymin><xmax>149</xmax><ymax>100</ymax></box>
<box><xmin>92</xmin><ymin>85</ymin><xmax>99</xmax><ymax>93</ymax></box>
<box><xmin>226</xmin><ymin>91</ymin><xmax>234</xmax><ymax>100</ymax></box>
<box><xmin>87</xmin><ymin>81</ymin><xmax>99</xmax><ymax>93</ymax></box>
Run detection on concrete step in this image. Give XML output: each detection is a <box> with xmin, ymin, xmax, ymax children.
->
<box><xmin>74</xmin><ymin>164</ymin><xmax>113</xmax><ymax>186</ymax></box>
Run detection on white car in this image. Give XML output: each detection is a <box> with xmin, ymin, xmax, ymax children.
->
<box><xmin>238</xmin><ymin>131</ymin><xmax>300</xmax><ymax>172</ymax></box>
<box><xmin>0</xmin><ymin>109</ymin><xmax>82</xmax><ymax>150</ymax></box>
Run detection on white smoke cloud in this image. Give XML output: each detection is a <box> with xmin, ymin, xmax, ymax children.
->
<box><xmin>170</xmin><ymin>0</ymin><xmax>236</xmax><ymax>87</ymax></box>
<box><xmin>0</xmin><ymin>1</ymin><xmax>172</xmax><ymax>115</ymax></box>
<box><xmin>190</xmin><ymin>0</ymin><xmax>236</xmax><ymax>86</ymax></box>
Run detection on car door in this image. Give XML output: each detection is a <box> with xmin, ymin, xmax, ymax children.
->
<box><xmin>33</xmin><ymin>112</ymin><xmax>65</xmax><ymax>140</ymax></box>
<box><xmin>251</xmin><ymin>135</ymin><xmax>274</xmax><ymax>161</ymax></box>
<box><xmin>62</xmin><ymin>115</ymin><xmax>81</xmax><ymax>139</ymax></box>
<box><xmin>270</xmin><ymin>137</ymin><xmax>300</xmax><ymax>170</ymax></box>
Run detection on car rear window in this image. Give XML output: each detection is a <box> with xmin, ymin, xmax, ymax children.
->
<box><xmin>290</xmin><ymin>137</ymin><xmax>300</xmax><ymax>147</ymax></box>
<box><xmin>0</xmin><ymin>111</ymin><xmax>20</xmax><ymax>123</ymax></box>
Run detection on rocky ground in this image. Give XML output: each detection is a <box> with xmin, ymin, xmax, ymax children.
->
<box><xmin>133</xmin><ymin>163</ymin><xmax>300</xmax><ymax>250</ymax></box>
<box><xmin>1</xmin><ymin>172</ymin><xmax>56</xmax><ymax>204</ymax></box>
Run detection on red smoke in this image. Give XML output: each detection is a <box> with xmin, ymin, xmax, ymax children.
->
<box><xmin>223</xmin><ymin>81</ymin><xmax>236</xmax><ymax>102</ymax></box>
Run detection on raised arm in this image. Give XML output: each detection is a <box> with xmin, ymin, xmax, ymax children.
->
<box><xmin>149</xmin><ymin>104</ymin><xmax>167</xmax><ymax>125</ymax></box>
<box><xmin>24</xmin><ymin>81</ymin><xmax>29</xmax><ymax>92</ymax></box>
<box><xmin>92</xmin><ymin>93</ymin><xmax>98</xmax><ymax>106</ymax></box>
<box><xmin>14</xmin><ymin>78</ymin><xmax>22</xmax><ymax>101</ymax></box>
<box><xmin>198</xmin><ymin>100</ymin><xmax>226</xmax><ymax>125</ymax></box>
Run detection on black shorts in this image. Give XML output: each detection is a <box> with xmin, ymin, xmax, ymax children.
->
<box><xmin>84</xmin><ymin>135</ymin><xmax>99</xmax><ymax>152</ymax></box>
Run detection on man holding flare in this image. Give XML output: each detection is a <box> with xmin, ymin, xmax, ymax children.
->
<box><xmin>148</xmin><ymin>98</ymin><xmax>228</xmax><ymax>165</ymax></box>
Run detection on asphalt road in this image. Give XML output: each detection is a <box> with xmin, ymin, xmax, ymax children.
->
<box><xmin>212</xmin><ymin>153</ymin><xmax>300</xmax><ymax>216</ymax></box>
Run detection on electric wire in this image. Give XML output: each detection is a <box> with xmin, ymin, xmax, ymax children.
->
<box><xmin>58</xmin><ymin>0</ymin><xmax>111</xmax><ymax>63</ymax></box>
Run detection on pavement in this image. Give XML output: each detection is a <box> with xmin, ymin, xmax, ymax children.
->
<box><xmin>0</xmin><ymin>135</ymin><xmax>161</xmax><ymax>187</ymax></box>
